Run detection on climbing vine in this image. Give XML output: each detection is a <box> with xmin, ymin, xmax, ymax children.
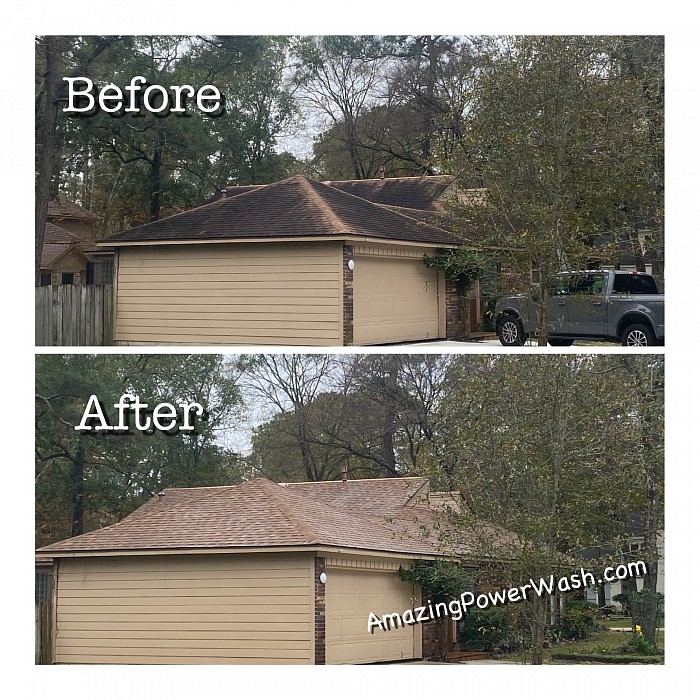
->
<box><xmin>424</xmin><ymin>248</ymin><xmax>489</xmax><ymax>293</ymax></box>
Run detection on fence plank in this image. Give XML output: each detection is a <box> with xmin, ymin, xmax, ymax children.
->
<box><xmin>35</xmin><ymin>285</ymin><xmax>113</xmax><ymax>346</ymax></box>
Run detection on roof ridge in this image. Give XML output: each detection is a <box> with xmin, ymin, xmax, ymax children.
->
<box><xmin>324</xmin><ymin>175</ymin><xmax>456</xmax><ymax>184</ymax></box>
<box><xmin>256</xmin><ymin>479</ymin><xmax>319</xmax><ymax>544</ymax></box>
<box><xmin>297</xmin><ymin>176</ymin><xmax>346</xmax><ymax>233</ymax></box>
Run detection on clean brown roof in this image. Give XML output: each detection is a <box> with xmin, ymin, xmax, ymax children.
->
<box><xmin>47</xmin><ymin>198</ymin><xmax>100</xmax><ymax>221</ymax></box>
<box><xmin>105</xmin><ymin>175</ymin><xmax>462</xmax><ymax>246</ymax></box>
<box><xmin>37</xmin><ymin>477</ymin><xmax>457</xmax><ymax>557</ymax></box>
<box><xmin>324</xmin><ymin>175</ymin><xmax>456</xmax><ymax>211</ymax></box>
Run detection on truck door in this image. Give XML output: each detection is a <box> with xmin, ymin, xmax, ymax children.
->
<box><xmin>547</xmin><ymin>275</ymin><xmax>572</xmax><ymax>335</ymax></box>
<box><xmin>567</xmin><ymin>272</ymin><xmax>606</xmax><ymax>336</ymax></box>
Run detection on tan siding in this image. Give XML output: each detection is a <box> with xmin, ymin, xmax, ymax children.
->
<box><xmin>114</xmin><ymin>243</ymin><xmax>343</xmax><ymax>345</ymax></box>
<box><xmin>55</xmin><ymin>553</ymin><xmax>314</xmax><ymax>665</ymax></box>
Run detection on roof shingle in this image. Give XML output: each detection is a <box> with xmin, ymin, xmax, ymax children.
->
<box><xmin>37</xmin><ymin>477</ymin><xmax>456</xmax><ymax>557</ymax></box>
<box><xmin>105</xmin><ymin>175</ymin><xmax>462</xmax><ymax>246</ymax></box>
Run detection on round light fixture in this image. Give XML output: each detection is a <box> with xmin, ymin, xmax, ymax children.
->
<box><xmin>347</xmin><ymin>259</ymin><xmax>355</xmax><ymax>271</ymax></box>
<box><xmin>319</xmin><ymin>572</ymin><xmax>327</xmax><ymax>584</ymax></box>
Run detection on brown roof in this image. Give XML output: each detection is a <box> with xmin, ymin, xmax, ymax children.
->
<box><xmin>324</xmin><ymin>175</ymin><xmax>456</xmax><ymax>211</ymax></box>
<box><xmin>40</xmin><ymin>223</ymin><xmax>109</xmax><ymax>268</ymax></box>
<box><xmin>37</xmin><ymin>477</ymin><xmax>460</xmax><ymax>557</ymax></box>
<box><xmin>47</xmin><ymin>198</ymin><xmax>100</xmax><ymax>221</ymax></box>
<box><xmin>105</xmin><ymin>175</ymin><xmax>462</xmax><ymax>246</ymax></box>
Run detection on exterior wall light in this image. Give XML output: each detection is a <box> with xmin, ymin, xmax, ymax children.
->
<box><xmin>319</xmin><ymin>572</ymin><xmax>327</xmax><ymax>584</ymax></box>
<box><xmin>347</xmin><ymin>259</ymin><xmax>355</xmax><ymax>271</ymax></box>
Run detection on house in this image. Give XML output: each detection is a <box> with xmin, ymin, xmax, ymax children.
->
<box><xmin>35</xmin><ymin>476</ymin><xmax>505</xmax><ymax>665</ymax></box>
<box><xmin>102</xmin><ymin>175</ymin><xmax>467</xmax><ymax>346</ymax></box>
<box><xmin>40</xmin><ymin>199</ymin><xmax>114</xmax><ymax>286</ymax></box>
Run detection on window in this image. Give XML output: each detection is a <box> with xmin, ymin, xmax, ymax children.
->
<box><xmin>39</xmin><ymin>273</ymin><xmax>51</xmax><ymax>287</ymax></box>
<box><xmin>571</xmin><ymin>273</ymin><xmax>605</xmax><ymax>295</ymax></box>
<box><xmin>35</xmin><ymin>570</ymin><xmax>51</xmax><ymax>603</ymax></box>
<box><xmin>613</xmin><ymin>273</ymin><xmax>659</xmax><ymax>295</ymax></box>
<box><xmin>85</xmin><ymin>262</ymin><xmax>95</xmax><ymax>285</ymax></box>
<box><xmin>101</xmin><ymin>261</ymin><xmax>114</xmax><ymax>284</ymax></box>
<box><xmin>61</xmin><ymin>273</ymin><xmax>74</xmax><ymax>285</ymax></box>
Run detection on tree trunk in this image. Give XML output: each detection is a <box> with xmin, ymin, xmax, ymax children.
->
<box><xmin>537</xmin><ymin>286</ymin><xmax>550</xmax><ymax>346</ymax></box>
<box><xmin>421</xmin><ymin>36</ymin><xmax>438</xmax><ymax>166</ymax></box>
<box><xmin>149</xmin><ymin>144</ymin><xmax>163</xmax><ymax>222</ymax></box>
<box><xmin>71</xmin><ymin>442</ymin><xmax>86</xmax><ymax>537</ymax></box>
<box><xmin>36</xmin><ymin>36</ymin><xmax>63</xmax><ymax>284</ymax></box>
<box><xmin>529</xmin><ymin>594</ymin><xmax>547</xmax><ymax>664</ymax></box>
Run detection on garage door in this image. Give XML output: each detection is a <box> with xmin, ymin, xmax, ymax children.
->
<box><xmin>325</xmin><ymin>567</ymin><xmax>419</xmax><ymax>664</ymax></box>
<box><xmin>353</xmin><ymin>256</ymin><xmax>440</xmax><ymax>345</ymax></box>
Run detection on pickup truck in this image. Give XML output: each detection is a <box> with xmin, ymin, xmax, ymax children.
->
<box><xmin>494</xmin><ymin>270</ymin><xmax>665</xmax><ymax>347</ymax></box>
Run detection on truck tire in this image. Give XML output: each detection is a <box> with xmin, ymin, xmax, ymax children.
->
<box><xmin>621</xmin><ymin>323</ymin><xmax>658</xmax><ymax>347</ymax></box>
<box><xmin>548</xmin><ymin>339</ymin><xmax>575</xmax><ymax>347</ymax></box>
<box><xmin>497</xmin><ymin>314</ymin><xmax>526</xmax><ymax>346</ymax></box>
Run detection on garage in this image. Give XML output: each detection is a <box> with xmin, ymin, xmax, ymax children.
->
<box><xmin>104</xmin><ymin>175</ymin><xmax>459</xmax><ymax>346</ymax></box>
<box><xmin>353</xmin><ymin>254</ymin><xmax>442</xmax><ymax>345</ymax></box>
<box><xmin>325</xmin><ymin>563</ymin><xmax>421</xmax><ymax>664</ymax></box>
<box><xmin>37</xmin><ymin>476</ymin><xmax>450</xmax><ymax>665</ymax></box>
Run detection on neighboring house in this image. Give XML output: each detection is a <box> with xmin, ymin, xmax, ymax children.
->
<box><xmin>36</xmin><ymin>476</ymin><xmax>508</xmax><ymax>665</ymax></box>
<box><xmin>40</xmin><ymin>199</ymin><xmax>114</xmax><ymax>286</ymax></box>
<box><xmin>584</xmin><ymin>518</ymin><xmax>665</xmax><ymax>609</ymax></box>
<box><xmin>102</xmin><ymin>175</ymin><xmax>466</xmax><ymax>346</ymax></box>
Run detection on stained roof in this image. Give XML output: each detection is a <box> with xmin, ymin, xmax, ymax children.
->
<box><xmin>37</xmin><ymin>477</ymin><xmax>458</xmax><ymax>557</ymax></box>
<box><xmin>105</xmin><ymin>175</ymin><xmax>461</xmax><ymax>246</ymax></box>
<box><xmin>40</xmin><ymin>223</ymin><xmax>109</xmax><ymax>268</ymax></box>
<box><xmin>324</xmin><ymin>175</ymin><xmax>456</xmax><ymax>211</ymax></box>
<box><xmin>47</xmin><ymin>198</ymin><xmax>100</xmax><ymax>221</ymax></box>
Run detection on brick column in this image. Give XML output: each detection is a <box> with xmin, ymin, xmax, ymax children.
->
<box><xmin>445</xmin><ymin>280</ymin><xmax>469</xmax><ymax>341</ymax></box>
<box><xmin>342</xmin><ymin>245</ymin><xmax>354</xmax><ymax>345</ymax></box>
<box><xmin>314</xmin><ymin>556</ymin><xmax>326</xmax><ymax>665</ymax></box>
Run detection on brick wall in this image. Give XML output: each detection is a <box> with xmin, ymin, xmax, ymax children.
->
<box><xmin>445</xmin><ymin>280</ymin><xmax>468</xmax><ymax>341</ymax></box>
<box><xmin>342</xmin><ymin>245</ymin><xmax>354</xmax><ymax>345</ymax></box>
<box><xmin>314</xmin><ymin>556</ymin><xmax>326</xmax><ymax>665</ymax></box>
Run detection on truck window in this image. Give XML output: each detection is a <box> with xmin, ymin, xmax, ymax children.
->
<box><xmin>612</xmin><ymin>274</ymin><xmax>659</xmax><ymax>295</ymax></box>
<box><xmin>571</xmin><ymin>273</ymin><xmax>605</xmax><ymax>295</ymax></box>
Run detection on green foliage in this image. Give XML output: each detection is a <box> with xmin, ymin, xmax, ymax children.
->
<box><xmin>625</xmin><ymin>635</ymin><xmax>657</xmax><ymax>656</ymax></box>
<box><xmin>423</xmin><ymin>248</ymin><xmax>489</xmax><ymax>293</ymax></box>
<box><xmin>35</xmin><ymin>354</ymin><xmax>245</xmax><ymax>547</ymax></box>
<box><xmin>398</xmin><ymin>560</ymin><xmax>468</xmax><ymax>603</ymax></box>
<box><xmin>558</xmin><ymin>601</ymin><xmax>598</xmax><ymax>640</ymax></box>
<box><xmin>459</xmin><ymin>608</ymin><xmax>513</xmax><ymax>652</ymax></box>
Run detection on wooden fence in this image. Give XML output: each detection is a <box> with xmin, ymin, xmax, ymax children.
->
<box><xmin>35</xmin><ymin>599</ymin><xmax>53</xmax><ymax>664</ymax></box>
<box><xmin>35</xmin><ymin>284</ymin><xmax>113</xmax><ymax>346</ymax></box>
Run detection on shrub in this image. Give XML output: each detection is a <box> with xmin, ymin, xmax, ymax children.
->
<box><xmin>559</xmin><ymin>600</ymin><xmax>597</xmax><ymax>640</ymax></box>
<box><xmin>459</xmin><ymin>607</ymin><xmax>513</xmax><ymax>652</ymax></box>
<box><xmin>626</xmin><ymin>636</ymin><xmax>657</xmax><ymax>656</ymax></box>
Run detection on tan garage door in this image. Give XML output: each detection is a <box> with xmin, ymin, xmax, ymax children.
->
<box><xmin>325</xmin><ymin>567</ymin><xmax>419</xmax><ymax>664</ymax></box>
<box><xmin>353</xmin><ymin>256</ymin><xmax>440</xmax><ymax>345</ymax></box>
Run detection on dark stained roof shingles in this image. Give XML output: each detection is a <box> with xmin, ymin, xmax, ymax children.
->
<box><xmin>105</xmin><ymin>175</ymin><xmax>462</xmax><ymax>246</ymax></box>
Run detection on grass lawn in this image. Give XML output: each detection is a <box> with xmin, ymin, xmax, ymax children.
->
<box><xmin>498</xmin><ymin>622</ymin><xmax>664</xmax><ymax>664</ymax></box>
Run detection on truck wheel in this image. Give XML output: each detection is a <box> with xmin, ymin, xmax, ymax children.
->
<box><xmin>621</xmin><ymin>323</ymin><xmax>658</xmax><ymax>347</ymax></box>
<box><xmin>497</xmin><ymin>315</ymin><xmax>526</xmax><ymax>346</ymax></box>
<box><xmin>548</xmin><ymin>339</ymin><xmax>574</xmax><ymax>347</ymax></box>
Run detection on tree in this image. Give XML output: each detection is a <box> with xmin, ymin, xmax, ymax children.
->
<box><xmin>35</xmin><ymin>354</ymin><xmax>245</xmax><ymax>546</ymax></box>
<box><xmin>439</xmin><ymin>354</ymin><xmax>664</xmax><ymax>663</ymax></box>
<box><xmin>447</xmin><ymin>36</ymin><xmax>664</xmax><ymax>343</ymax></box>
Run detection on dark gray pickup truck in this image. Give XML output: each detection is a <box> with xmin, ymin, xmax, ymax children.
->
<box><xmin>494</xmin><ymin>270</ymin><xmax>665</xmax><ymax>347</ymax></box>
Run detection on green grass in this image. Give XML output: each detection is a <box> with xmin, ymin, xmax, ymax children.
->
<box><xmin>498</xmin><ymin>624</ymin><xmax>664</xmax><ymax>664</ymax></box>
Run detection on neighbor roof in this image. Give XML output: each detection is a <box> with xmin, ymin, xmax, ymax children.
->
<box><xmin>104</xmin><ymin>175</ymin><xmax>462</xmax><ymax>246</ymax></box>
<box><xmin>324</xmin><ymin>175</ymin><xmax>456</xmax><ymax>211</ymax></box>
<box><xmin>36</xmin><ymin>477</ymin><xmax>453</xmax><ymax>557</ymax></box>
<box><xmin>47</xmin><ymin>198</ymin><xmax>100</xmax><ymax>221</ymax></box>
<box><xmin>40</xmin><ymin>223</ymin><xmax>108</xmax><ymax>268</ymax></box>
